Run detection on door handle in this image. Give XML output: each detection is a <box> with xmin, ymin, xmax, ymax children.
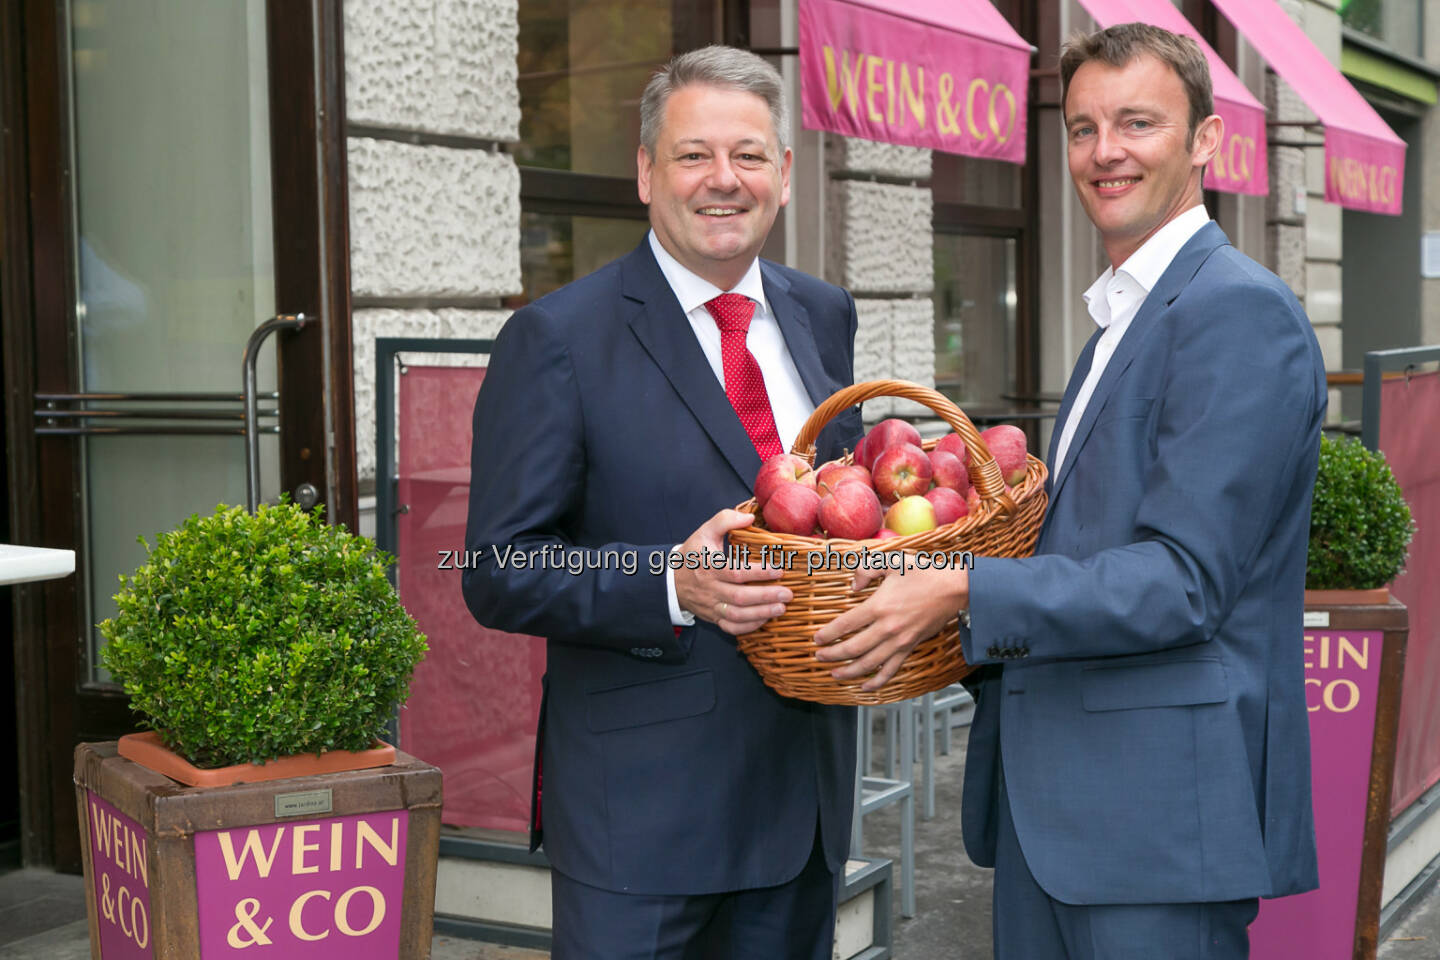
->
<box><xmin>243</xmin><ymin>313</ymin><xmax>313</xmax><ymax>511</ymax></box>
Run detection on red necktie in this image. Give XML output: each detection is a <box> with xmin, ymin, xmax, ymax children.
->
<box><xmin>704</xmin><ymin>294</ymin><xmax>784</xmax><ymax>461</ymax></box>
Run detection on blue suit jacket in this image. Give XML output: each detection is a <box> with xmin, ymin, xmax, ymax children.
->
<box><xmin>462</xmin><ymin>240</ymin><xmax>861</xmax><ymax>895</ymax></box>
<box><xmin>959</xmin><ymin>223</ymin><xmax>1324</xmax><ymax>905</ymax></box>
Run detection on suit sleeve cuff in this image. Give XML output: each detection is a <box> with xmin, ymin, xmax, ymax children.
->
<box><xmin>666</xmin><ymin>547</ymin><xmax>696</xmax><ymax>627</ymax></box>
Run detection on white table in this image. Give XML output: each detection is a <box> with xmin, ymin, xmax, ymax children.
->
<box><xmin>0</xmin><ymin>544</ymin><xmax>76</xmax><ymax>585</ymax></box>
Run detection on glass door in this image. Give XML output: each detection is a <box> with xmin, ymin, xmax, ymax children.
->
<box><xmin>4</xmin><ymin>0</ymin><xmax>349</xmax><ymax>870</ymax></box>
<box><xmin>68</xmin><ymin>0</ymin><xmax>282</xmax><ymax>681</ymax></box>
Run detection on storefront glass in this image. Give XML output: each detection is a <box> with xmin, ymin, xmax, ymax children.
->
<box><xmin>933</xmin><ymin>233</ymin><xmax>1018</xmax><ymax>414</ymax></box>
<box><xmin>1341</xmin><ymin>0</ymin><xmax>1423</xmax><ymax>59</ymax></box>
<box><xmin>517</xmin><ymin>212</ymin><xmax>650</xmax><ymax>305</ymax></box>
<box><xmin>67</xmin><ymin>0</ymin><xmax>281</xmax><ymax>680</ymax></box>
<box><xmin>517</xmin><ymin>0</ymin><xmax>718</xmax><ymax>177</ymax></box>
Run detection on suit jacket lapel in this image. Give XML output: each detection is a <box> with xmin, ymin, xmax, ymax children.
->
<box><xmin>621</xmin><ymin>243</ymin><xmax>762</xmax><ymax>490</ymax></box>
<box><xmin>762</xmin><ymin>262</ymin><xmax>837</xmax><ymax>411</ymax></box>
<box><xmin>1048</xmin><ymin>222</ymin><xmax>1230</xmax><ymax>506</ymax></box>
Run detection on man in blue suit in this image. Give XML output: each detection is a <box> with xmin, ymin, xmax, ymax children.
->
<box><xmin>463</xmin><ymin>46</ymin><xmax>861</xmax><ymax>959</ymax></box>
<box><xmin>816</xmin><ymin>24</ymin><xmax>1323</xmax><ymax>958</ymax></box>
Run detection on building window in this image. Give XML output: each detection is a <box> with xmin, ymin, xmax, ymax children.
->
<box><xmin>1341</xmin><ymin>0</ymin><xmax>1423</xmax><ymax>59</ymax></box>
<box><xmin>928</xmin><ymin>0</ymin><xmax>1040</xmax><ymax>435</ymax></box>
<box><xmin>931</xmin><ymin>172</ymin><xmax>1033</xmax><ymax>427</ymax></box>
<box><xmin>514</xmin><ymin>0</ymin><xmax>724</xmax><ymax>303</ymax></box>
<box><xmin>934</xmin><ymin>232</ymin><xmax>1019</xmax><ymax>414</ymax></box>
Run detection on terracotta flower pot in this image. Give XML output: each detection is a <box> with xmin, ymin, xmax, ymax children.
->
<box><xmin>1304</xmin><ymin>587</ymin><xmax>1392</xmax><ymax>606</ymax></box>
<box><xmin>116</xmin><ymin>730</ymin><xmax>396</xmax><ymax>788</ymax></box>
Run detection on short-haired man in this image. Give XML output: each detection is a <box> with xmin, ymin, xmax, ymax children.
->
<box><xmin>815</xmin><ymin>23</ymin><xmax>1323</xmax><ymax>958</ymax></box>
<box><xmin>464</xmin><ymin>45</ymin><xmax>861</xmax><ymax>959</ymax></box>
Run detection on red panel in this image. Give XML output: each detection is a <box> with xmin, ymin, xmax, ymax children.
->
<box><xmin>396</xmin><ymin>365</ymin><xmax>545</xmax><ymax>836</ymax></box>
<box><xmin>1379</xmin><ymin>371</ymin><xmax>1440</xmax><ymax>814</ymax></box>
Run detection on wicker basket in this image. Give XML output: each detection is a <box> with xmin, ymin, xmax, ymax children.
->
<box><xmin>729</xmin><ymin>380</ymin><xmax>1048</xmax><ymax>705</ymax></box>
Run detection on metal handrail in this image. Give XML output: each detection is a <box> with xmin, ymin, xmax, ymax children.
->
<box><xmin>39</xmin><ymin>409</ymin><xmax>254</xmax><ymax>421</ymax></box>
<box><xmin>243</xmin><ymin>313</ymin><xmax>310</xmax><ymax>510</ymax></box>
<box><xmin>35</xmin><ymin>391</ymin><xmax>279</xmax><ymax>402</ymax></box>
<box><xmin>36</xmin><ymin>425</ymin><xmax>270</xmax><ymax>437</ymax></box>
<box><xmin>31</xmin><ymin>315</ymin><xmax>313</xmax><ymax>515</ymax></box>
<box><xmin>34</xmin><ymin>392</ymin><xmax>278</xmax><ymax>435</ymax></box>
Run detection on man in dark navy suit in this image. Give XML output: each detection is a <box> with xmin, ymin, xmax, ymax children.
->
<box><xmin>463</xmin><ymin>45</ymin><xmax>861</xmax><ymax>960</ymax></box>
<box><xmin>815</xmin><ymin>24</ymin><xmax>1323</xmax><ymax>959</ymax></box>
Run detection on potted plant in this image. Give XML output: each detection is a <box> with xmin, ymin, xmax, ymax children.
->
<box><xmin>1306</xmin><ymin>432</ymin><xmax>1415</xmax><ymax>600</ymax></box>
<box><xmin>75</xmin><ymin>502</ymin><xmax>441</xmax><ymax>959</ymax></box>
<box><xmin>1251</xmin><ymin>434</ymin><xmax>1415</xmax><ymax>960</ymax></box>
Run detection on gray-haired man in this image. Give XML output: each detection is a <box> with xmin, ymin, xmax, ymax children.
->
<box><xmin>464</xmin><ymin>45</ymin><xmax>862</xmax><ymax>958</ymax></box>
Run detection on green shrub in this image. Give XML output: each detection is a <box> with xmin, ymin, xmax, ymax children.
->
<box><xmin>99</xmin><ymin>502</ymin><xmax>427</xmax><ymax>768</ymax></box>
<box><xmin>1307</xmin><ymin>434</ymin><xmax>1415</xmax><ymax>590</ymax></box>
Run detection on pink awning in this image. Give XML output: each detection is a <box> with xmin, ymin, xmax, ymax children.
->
<box><xmin>1210</xmin><ymin>0</ymin><xmax>1406</xmax><ymax>215</ymax></box>
<box><xmin>1075</xmin><ymin>0</ymin><xmax>1268</xmax><ymax>197</ymax></box>
<box><xmin>798</xmin><ymin>0</ymin><xmax>1031</xmax><ymax>163</ymax></box>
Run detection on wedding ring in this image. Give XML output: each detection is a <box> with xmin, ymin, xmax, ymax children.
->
<box><xmin>718</xmin><ymin>600</ymin><xmax>728</xmax><ymax>619</ymax></box>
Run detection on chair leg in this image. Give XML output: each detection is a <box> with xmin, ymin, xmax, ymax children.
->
<box><xmin>886</xmin><ymin>704</ymin><xmax>900</xmax><ymax>780</ymax></box>
<box><xmin>920</xmin><ymin>693</ymin><xmax>935</xmax><ymax>820</ymax></box>
<box><xmin>940</xmin><ymin>691</ymin><xmax>953</xmax><ymax>755</ymax></box>
<box><xmin>899</xmin><ymin>699</ymin><xmax>916</xmax><ymax>918</ymax></box>
<box><xmin>850</xmin><ymin>725</ymin><xmax>865</xmax><ymax>858</ymax></box>
<box><xmin>858</xmin><ymin>705</ymin><xmax>871</xmax><ymax>777</ymax></box>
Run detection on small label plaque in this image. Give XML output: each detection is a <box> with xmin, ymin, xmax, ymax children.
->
<box><xmin>275</xmin><ymin>788</ymin><xmax>333</xmax><ymax>818</ymax></box>
<box><xmin>1304</xmin><ymin>611</ymin><xmax>1330</xmax><ymax>628</ymax></box>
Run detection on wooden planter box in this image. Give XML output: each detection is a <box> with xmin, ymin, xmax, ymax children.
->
<box><xmin>1250</xmin><ymin>590</ymin><xmax>1408</xmax><ymax>960</ymax></box>
<box><xmin>74</xmin><ymin>740</ymin><xmax>442</xmax><ymax>959</ymax></box>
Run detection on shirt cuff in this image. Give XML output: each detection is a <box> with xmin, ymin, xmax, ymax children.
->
<box><xmin>666</xmin><ymin>546</ymin><xmax>696</xmax><ymax>627</ymax></box>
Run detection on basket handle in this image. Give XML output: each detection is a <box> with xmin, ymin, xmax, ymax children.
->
<box><xmin>793</xmin><ymin>379</ymin><xmax>1017</xmax><ymax>513</ymax></box>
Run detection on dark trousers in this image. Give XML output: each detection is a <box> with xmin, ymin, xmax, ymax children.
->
<box><xmin>993</xmin><ymin>768</ymin><xmax>1259</xmax><ymax>960</ymax></box>
<box><xmin>550</xmin><ymin>827</ymin><xmax>837</xmax><ymax>960</ymax></box>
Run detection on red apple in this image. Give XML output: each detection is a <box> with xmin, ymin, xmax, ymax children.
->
<box><xmin>924</xmin><ymin>486</ymin><xmax>968</xmax><ymax>526</ymax></box>
<box><xmin>817</xmin><ymin>465</ymin><xmax>873</xmax><ymax>497</ymax></box>
<box><xmin>753</xmin><ymin>453</ymin><xmax>815</xmax><ymax>507</ymax></box>
<box><xmin>852</xmin><ymin>434</ymin><xmax>870</xmax><ymax>470</ymax></box>
<box><xmin>873</xmin><ymin>528</ymin><xmax>901</xmax><ymax>540</ymax></box>
<box><xmin>816</xmin><ymin>461</ymin><xmax>872</xmax><ymax>493</ymax></box>
<box><xmin>763</xmin><ymin>482</ymin><xmax>822</xmax><ymax>536</ymax></box>
<box><xmin>863</xmin><ymin>418</ymin><xmax>923</xmax><ymax>467</ymax></box>
<box><xmin>980</xmin><ymin>424</ymin><xmax>1029</xmax><ymax>486</ymax></box>
<box><xmin>966</xmin><ymin>488</ymin><xmax>981</xmax><ymax>515</ymax></box>
<box><xmin>929</xmin><ymin>449</ymin><xmax>971</xmax><ymax>496</ymax></box>
<box><xmin>872</xmin><ymin>442</ymin><xmax>933</xmax><ymax>503</ymax></box>
<box><xmin>884</xmin><ymin>495</ymin><xmax>937</xmax><ymax>536</ymax></box>
<box><xmin>819</xmin><ymin>481</ymin><xmax>884</xmax><ymax>540</ymax></box>
<box><xmin>935</xmin><ymin>432</ymin><xmax>969</xmax><ymax>466</ymax></box>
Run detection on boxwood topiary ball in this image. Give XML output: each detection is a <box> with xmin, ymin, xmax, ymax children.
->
<box><xmin>1306</xmin><ymin>434</ymin><xmax>1415</xmax><ymax>591</ymax></box>
<box><xmin>99</xmin><ymin>502</ymin><xmax>428</xmax><ymax>769</ymax></box>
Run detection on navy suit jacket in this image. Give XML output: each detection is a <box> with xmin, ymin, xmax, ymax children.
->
<box><xmin>462</xmin><ymin>240</ymin><xmax>861</xmax><ymax>895</ymax></box>
<box><xmin>959</xmin><ymin>223</ymin><xmax>1324</xmax><ymax>904</ymax></box>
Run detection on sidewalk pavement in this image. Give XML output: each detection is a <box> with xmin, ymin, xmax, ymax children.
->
<box><xmin>4</xmin><ymin>737</ymin><xmax>1438</xmax><ymax>958</ymax></box>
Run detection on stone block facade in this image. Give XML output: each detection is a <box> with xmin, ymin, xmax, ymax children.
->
<box><xmin>824</xmin><ymin>137</ymin><xmax>935</xmax><ymax>421</ymax></box>
<box><xmin>343</xmin><ymin>0</ymin><xmax>522</xmax><ymax>484</ymax></box>
<box><xmin>348</xmin><ymin>139</ymin><xmax>521</xmax><ymax>299</ymax></box>
<box><xmin>345</xmin><ymin>0</ymin><xmax>520</xmax><ymax>140</ymax></box>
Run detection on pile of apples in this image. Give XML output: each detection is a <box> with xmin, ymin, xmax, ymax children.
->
<box><xmin>753</xmin><ymin>419</ymin><xmax>1029</xmax><ymax>540</ymax></box>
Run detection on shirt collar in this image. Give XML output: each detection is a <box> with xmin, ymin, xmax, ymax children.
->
<box><xmin>648</xmin><ymin>230</ymin><xmax>766</xmax><ymax>316</ymax></box>
<box><xmin>1081</xmin><ymin>204</ymin><xmax>1210</xmax><ymax>330</ymax></box>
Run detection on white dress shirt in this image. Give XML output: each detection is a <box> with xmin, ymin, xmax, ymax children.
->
<box><xmin>1051</xmin><ymin>205</ymin><xmax>1212</xmax><ymax>476</ymax></box>
<box><xmin>647</xmin><ymin>231</ymin><xmax>816</xmax><ymax>625</ymax></box>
